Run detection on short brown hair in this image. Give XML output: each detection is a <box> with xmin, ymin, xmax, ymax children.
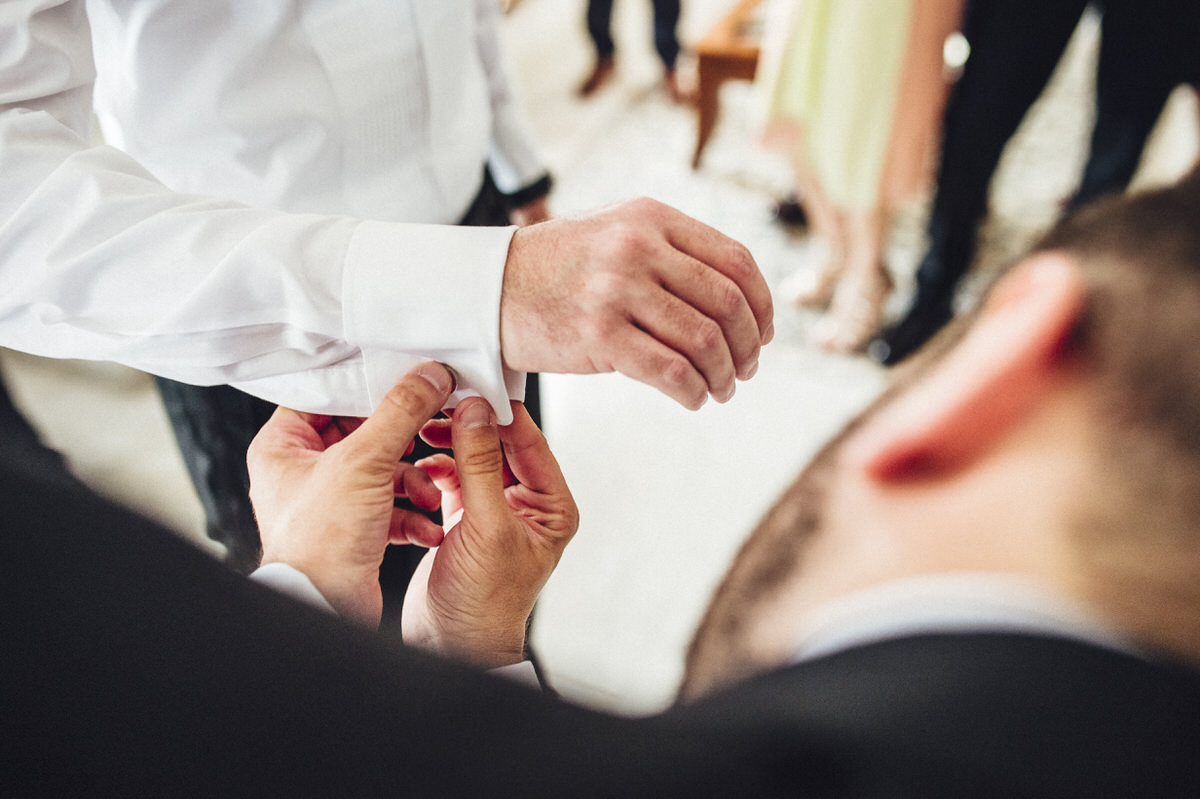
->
<box><xmin>1033</xmin><ymin>174</ymin><xmax>1200</xmax><ymax>663</ymax></box>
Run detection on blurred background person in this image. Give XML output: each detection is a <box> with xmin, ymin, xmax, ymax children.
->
<box><xmin>872</xmin><ymin>0</ymin><xmax>1200</xmax><ymax>366</ymax></box>
<box><xmin>757</xmin><ymin>0</ymin><xmax>962</xmax><ymax>354</ymax></box>
<box><xmin>579</xmin><ymin>0</ymin><xmax>690</xmax><ymax>102</ymax></box>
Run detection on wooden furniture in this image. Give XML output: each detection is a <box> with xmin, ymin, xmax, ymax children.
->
<box><xmin>691</xmin><ymin>0</ymin><xmax>763</xmax><ymax>168</ymax></box>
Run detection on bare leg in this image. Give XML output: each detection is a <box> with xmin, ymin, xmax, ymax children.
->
<box><xmin>814</xmin><ymin>206</ymin><xmax>893</xmax><ymax>354</ymax></box>
<box><xmin>780</xmin><ymin>162</ymin><xmax>846</xmax><ymax>309</ymax></box>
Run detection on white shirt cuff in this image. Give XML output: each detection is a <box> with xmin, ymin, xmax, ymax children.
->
<box><xmin>251</xmin><ymin>562</ymin><xmax>542</xmax><ymax>686</ymax></box>
<box><xmin>490</xmin><ymin>660</ymin><xmax>541</xmax><ymax>688</ymax></box>
<box><xmin>250</xmin><ymin>562</ymin><xmax>336</xmax><ymax>614</ymax></box>
<box><xmin>342</xmin><ymin>221</ymin><xmax>521</xmax><ymax>424</ymax></box>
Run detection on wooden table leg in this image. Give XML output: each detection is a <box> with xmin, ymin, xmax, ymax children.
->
<box><xmin>692</xmin><ymin>59</ymin><xmax>724</xmax><ymax>169</ymax></box>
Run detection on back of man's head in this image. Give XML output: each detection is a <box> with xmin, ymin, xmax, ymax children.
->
<box><xmin>680</xmin><ymin>173</ymin><xmax>1200</xmax><ymax>701</ymax></box>
<box><xmin>1035</xmin><ymin>173</ymin><xmax>1200</xmax><ymax>662</ymax></box>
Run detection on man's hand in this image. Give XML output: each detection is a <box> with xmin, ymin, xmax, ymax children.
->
<box><xmin>247</xmin><ymin>362</ymin><xmax>456</xmax><ymax>627</ymax></box>
<box><xmin>402</xmin><ymin>398</ymin><xmax>579</xmax><ymax>668</ymax></box>
<box><xmin>499</xmin><ymin>197</ymin><xmax>774</xmax><ymax>410</ymax></box>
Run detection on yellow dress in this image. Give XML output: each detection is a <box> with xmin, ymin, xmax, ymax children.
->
<box><xmin>757</xmin><ymin>0</ymin><xmax>961</xmax><ymax>211</ymax></box>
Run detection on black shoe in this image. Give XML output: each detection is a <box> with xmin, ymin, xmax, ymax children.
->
<box><xmin>578</xmin><ymin>55</ymin><xmax>615</xmax><ymax>97</ymax></box>
<box><xmin>772</xmin><ymin>194</ymin><xmax>808</xmax><ymax>229</ymax></box>
<box><xmin>868</xmin><ymin>295</ymin><xmax>954</xmax><ymax>366</ymax></box>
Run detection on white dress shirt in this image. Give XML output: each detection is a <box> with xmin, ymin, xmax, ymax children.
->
<box><xmin>0</xmin><ymin>0</ymin><xmax>547</xmax><ymax>422</ymax></box>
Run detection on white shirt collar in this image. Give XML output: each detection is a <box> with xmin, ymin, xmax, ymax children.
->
<box><xmin>790</xmin><ymin>573</ymin><xmax>1141</xmax><ymax>664</ymax></box>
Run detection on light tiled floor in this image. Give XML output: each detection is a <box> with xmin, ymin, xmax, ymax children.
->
<box><xmin>4</xmin><ymin>0</ymin><xmax>1196</xmax><ymax>715</ymax></box>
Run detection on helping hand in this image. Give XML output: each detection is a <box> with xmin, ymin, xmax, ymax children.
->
<box><xmin>402</xmin><ymin>398</ymin><xmax>579</xmax><ymax>668</ymax></box>
<box><xmin>247</xmin><ymin>362</ymin><xmax>456</xmax><ymax>627</ymax></box>
<box><xmin>499</xmin><ymin>197</ymin><xmax>774</xmax><ymax>410</ymax></box>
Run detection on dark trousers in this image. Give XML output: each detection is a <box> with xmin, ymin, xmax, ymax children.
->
<box><xmin>914</xmin><ymin>0</ymin><xmax>1199</xmax><ymax>306</ymax></box>
<box><xmin>0</xmin><ymin>370</ymin><xmax>80</xmax><ymax>491</ymax></box>
<box><xmin>153</xmin><ymin>378</ymin><xmax>275</xmax><ymax>574</ymax></box>
<box><xmin>1072</xmin><ymin>0</ymin><xmax>1200</xmax><ymax>210</ymax></box>
<box><xmin>914</xmin><ymin>0</ymin><xmax>1089</xmax><ymax>305</ymax></box>
<box><xmin>586</xmin><ymin>0</ymin><xmax>682</xmax><ymax>69</ymax></box>
<box><xmin>158</xmin><ymin>169</ymin><xmax>539</xmax><ymax>626</ymax></box>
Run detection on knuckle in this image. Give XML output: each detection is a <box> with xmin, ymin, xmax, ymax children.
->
<box><xmin>713</xmin><ymin>279</ymin><xmax>745</xmax><ymax>321</ymax></box>
<box><xmin>604</xmin><ymin>226</ymin><xmax>651</xmax><ymax>264</ymax></box>
<box><xmin>724</xmin><ymin>241</ymin><xmax>756</xmax><ymax>280</ymax></box>
<box><xmin>382</xmin><ymin>380</ymin><xmax>436</xmax><ymax>419</ymax></box>
<box><xmin>694</xmin><ymin>317</ymin><xmax>725</xmax><ymax>354</ymax></box>
<box><xmin>661</xmin><ymin>354</ymin><xmax>691</xmax><ymax>385</ymax></box>
<box><xmin>626</xmin><ymin>196</ymin><xmax>660</xmax><ymax>217</ymax></box>
<box><xmin>583</xmin><ymin>311</ymin><xmax>621</xmax><ymax>344</ymax></box>
<box><xmin>459</xmin><ymin>444</ymin><xmax>505</xmax><ymax>475</ymax></box>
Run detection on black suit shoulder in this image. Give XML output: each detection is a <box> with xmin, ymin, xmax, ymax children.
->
<box><xmin>674</xmin><ymin>633</ymin><xmax>1200</xmax><ymax>797</ymax></box>
<box><xmin>5</xmin><ymin>462</ymin><xmax>1200</xmax><ymax>797</ymax></box>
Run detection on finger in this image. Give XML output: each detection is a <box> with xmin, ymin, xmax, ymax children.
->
<box><xmin>425</xmin><ymin>418</ymin><xmax>516</xmax><ymax>485</ymax></box>
<box><xmin>450</xmin><ymin>397</ymin><xmax>511</xmax><ymax>532</ymax></box>
<box><xmin>396</xmin><ymin>463</ymin><xmax>441</xmax><ymax>512</ymax></box>
<box><xmin>603</xmin><ymin>324</ymin><xmax>710</xmax><ymax>410</ymax></box>
<box><xmin>416</xmin><ymin>453</ymin><xmax>464</xmax><ymax>519</ymax></box>
<box><xmin>389</xmin><ymin>509</ymin><xmax>445</xmax><ymax>548</ymax></box>
<box><xmin>498</xmin><ymin>402</ymin><xmax>571</xmax><ymax>497</ymax></box>
<box><xmin>660</xmin><ymin>206</ymin><xmax>774</xmax><ymax>346</ymax></box>
<box><xmin>316</xmin><ymin>415</ymin><xmax>366</xmax><ymax>449</ymax></box>
<box><xmin>343</xmin><ymin>362</ymin><xmax>456</xmax><ymax>469</ymax></box>
<box><xmin>419</xmin><ymin>417</ymin><xmax>454</xmax><ymax>450</ymax></box>
<box><xmin>415</xmin><ymin>453</ymin><xmax>457</xmax><ymax>486</ymax></box>
<box><xmin>294</xmin><ymin>412</ymin><xmax>333</xmax><ymax>431</ymax></box>
<box><xmin>629</xmin><ymin>282</ymin><xmax>739</xmax><ymax>403</ymax></box>
<box><xmin>654</xmin><ymin>250</ymin><xmax>762</xmax><ymax>385</ymax></box>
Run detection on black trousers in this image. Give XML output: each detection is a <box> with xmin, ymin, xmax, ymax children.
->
<box><xmin>586</xmin><ymin>0</ymin><xmax>682</xmax><ymax>69</ymax></box>
<box><xmin>157</xmin><ymin>170</ymin><xmax>539</xmax><ymax>627</ymax></box>
<box><xmin>0</xmin><ymin>370</ymin><xmax>80</xmax><ymax>491</ymax></box>
<box><xmin>914</xmin><ymin>0</ymin><xmax>1200</xmax><ymax>307</ymax></box>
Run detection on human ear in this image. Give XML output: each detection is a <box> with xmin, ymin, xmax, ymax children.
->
<box><xmin>851</xmin><ymin>252</ymin><xmax>1088</xmax><ymax>482</ymax></box>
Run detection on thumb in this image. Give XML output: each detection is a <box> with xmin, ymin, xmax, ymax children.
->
<box><xmin>345</xmin><ymin>362</ymin><xmax>456</xmax><ymax>468</ymax></box>
<box><xmin>450</xmin><ymin>397</ymin><xmax>509</xmax><ymax>530</ymax></box>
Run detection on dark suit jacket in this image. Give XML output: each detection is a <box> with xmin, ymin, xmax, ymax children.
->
<box><xmin>4</xmin><ymin>457</ymin><xmax>1199</xmax><ymax>797</ymax></box>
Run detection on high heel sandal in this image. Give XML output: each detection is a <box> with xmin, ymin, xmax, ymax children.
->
<box><xmin>780</xmin><ymin>243</ymin><xmax>844</xmax><ymax>309</ymax></box>
<box><xmin>813</xmin><ymin>267</ymin><xmax>894</xmax><ymax>355</ymax></box>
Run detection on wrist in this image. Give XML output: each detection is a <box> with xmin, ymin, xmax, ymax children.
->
<box><xmin>404</xmin><ymin>607</ymin><xmax>530</xmax><ymax>669</ymax></box>
<box><xmin>259</xmin><ymin>551</ymin><xmax>381</xmax><ymax>627</ymax></box>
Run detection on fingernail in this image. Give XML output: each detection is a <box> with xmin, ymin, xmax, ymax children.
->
<box><xmin>763</xmin><ymin>322</ymin><xmax>775</xmax><ymax>344</ymax></box>
<box><xmin>442</xmin><ymin>364</ymin><xmax>459</xmax><ymax>393</ymax></box>
<box><xmin>416</xmin><ymin>362</ymin><xmax>454</xmax><ymax>395</ymax></box>
<box><xmin>458</xmin><ymin>399</ymin><xmax>493</xmax><ymax>429</ymax></box>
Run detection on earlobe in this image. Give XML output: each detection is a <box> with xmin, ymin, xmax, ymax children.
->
<box><xmin>852</xmin><ymin>253</ymin><xmax>1088</xmax><ymax>483</ymax></box>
